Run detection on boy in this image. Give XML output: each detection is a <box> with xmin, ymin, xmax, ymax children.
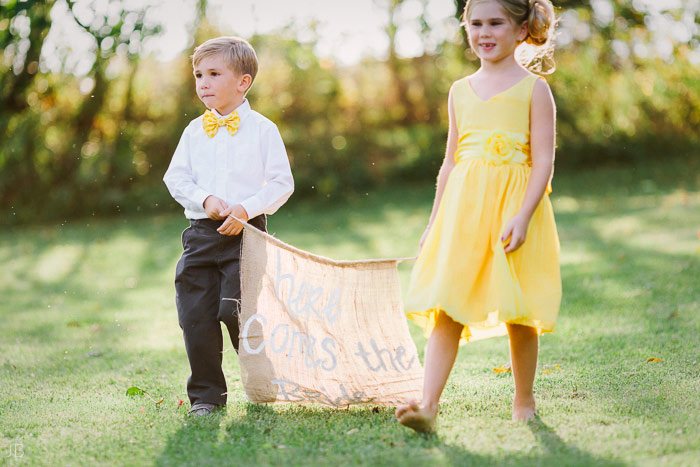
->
<box><xmin>164</xmin><ymin>36</ymin><xmax>294</xmax><ymax>416</ymax></box>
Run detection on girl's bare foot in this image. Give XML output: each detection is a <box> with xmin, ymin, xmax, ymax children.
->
<box><xmin>396</xmin><ymin>400</ymin><xmax>437</xmax><ymax>433</ymax></box>
<box><xmin>512</xmin><ymin>394</ymin><xmax>536</xmax><ymax>422</ymax></box>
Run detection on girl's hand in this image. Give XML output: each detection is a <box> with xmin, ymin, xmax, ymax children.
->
<box><xmin>501</xmin><ymin>214</ymin><xmax>530</xmax><ymax>253</ymax></box>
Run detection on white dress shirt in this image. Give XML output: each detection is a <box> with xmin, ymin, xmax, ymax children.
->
<box><xmin>163</xmin><ymin>99</ymin><xmax>294</xmax><ymax>220</ymax></box>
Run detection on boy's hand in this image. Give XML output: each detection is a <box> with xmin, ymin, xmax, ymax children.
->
<box><xmin>217</xmin><ymin>204</ymin><xmax>249</xmax><ymax>236</ymax></box>
<box><xmin>203</xmin><ymin>195</ymin><xmax>228</xmax><ymax>220</ymax></box>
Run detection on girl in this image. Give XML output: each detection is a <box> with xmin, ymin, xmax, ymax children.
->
<box><xmin>396</xmin><ymin>0</ymin><xmax>560</xmax><ymax>432</ymax></box>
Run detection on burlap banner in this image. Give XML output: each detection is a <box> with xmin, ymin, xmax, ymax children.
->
<box><xmin>237</xmin><ymin>224</ymin><xmax>423</xmax><ymax>407</ymax></box>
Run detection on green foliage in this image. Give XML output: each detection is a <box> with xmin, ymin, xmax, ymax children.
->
<box><xmin>550</xmin><ymin>6</ymin><xmax>700</xmax><ymax>168</ymax></box>
<box><xmin>125</xmin><ymin>386</ymin><xmax>145</xmax><ymax>396</ymax></box>
<box><xmin>1</xmin><ymin>2</ymin><xmax>699</xmax><ymax>225</ymax></box>
<box><xmin>244</xmin><ymin>35</ymin><xmax>464</xmax><ymax>199</ymax></box>
<box><xmin>0</xmin><ymin>0</ymin><xmax>167</xmax><ymax>223</ymax></box>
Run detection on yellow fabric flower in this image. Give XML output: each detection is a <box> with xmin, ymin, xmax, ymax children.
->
<box><xmin>483</xmin><ymin>131</ymin><xmax>516</xmax><ymax>165</ymax></box>
<box><xmin>202</xmin><ymin>109</ymin><xmax>240</xmax><ymax>138</ymax></box>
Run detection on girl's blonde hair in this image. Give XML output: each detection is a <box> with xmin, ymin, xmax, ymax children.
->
<box><xmin>463</xmin><ymin>0</ymin><xmax>556</xmax><ymax>74</ymax></box>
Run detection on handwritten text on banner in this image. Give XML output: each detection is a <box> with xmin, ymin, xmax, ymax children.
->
<box><xmin>237</xmin><ymin>226</ymin><xmax>423</xmax><ymax>407</ymax></box>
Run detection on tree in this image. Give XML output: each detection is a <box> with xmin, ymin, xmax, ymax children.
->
<box><xmin>0</xmin><ymin>0</ymin><xmax>163</xmax><ymax>221</ymax></box>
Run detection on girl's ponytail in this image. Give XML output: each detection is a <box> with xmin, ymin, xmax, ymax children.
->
<box><xmin>518</xmin><ymin>0</ymin><xmax>556</xmax><ymax>73</ymax></box>
<box><xmin>525</xmin><ymin>0</ymin><xmax>555</xmax><ymax>47</ymax></box>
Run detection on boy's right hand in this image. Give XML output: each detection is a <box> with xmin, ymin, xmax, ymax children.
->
<box><xmin>203</xmin><ymin>195</ymin><xmax>228</xmax><ymax>220</ymax></box>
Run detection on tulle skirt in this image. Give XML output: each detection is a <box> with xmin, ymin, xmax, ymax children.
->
<box><xmin>405</xmin><ymin>157</ymin><xmax>561</xmax><ymax>343</ymax></box>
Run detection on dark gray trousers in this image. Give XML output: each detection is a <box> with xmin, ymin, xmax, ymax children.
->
<box><xmin>175</xmin><ymin>215</ymin><xmax>266</xmax><ymax>407</ymax></box>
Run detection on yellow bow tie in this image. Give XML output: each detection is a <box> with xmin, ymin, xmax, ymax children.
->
<box><xmin>202</xmin><ymin>110</ymin><xmax>240</xmax><ymax>138</ymax></box>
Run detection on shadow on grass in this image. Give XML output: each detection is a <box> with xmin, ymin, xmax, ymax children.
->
<box><xmin>3</xmin><ymin>166</ymin><xmax>698</xmax><ymax>464</ymax></box>
<box><xmin>154</xmin><ymin>403</ymin><xmax>626</xmax><ymax>466</ymax></box>
<box><xmin>154</xmin><ymin>410</ymin><xmax>224</xmax><ymax>466</ymax></box>
<box><xmin>153</xmin><ymin>403</ymin><xmax>468</xmax><ymax>466</ymax></box>
<box><xmin>527</xmin><ymin>415</ymin><xmax>626</xmax><ymax>466</ymax></box>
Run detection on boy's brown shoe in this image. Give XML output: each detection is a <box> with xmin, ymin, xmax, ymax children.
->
<box><xmin>187</xmin><ymin>403</ymin><xmax>221</xmax><ymax>416</ymax></box>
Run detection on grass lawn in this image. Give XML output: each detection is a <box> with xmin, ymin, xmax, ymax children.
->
<box><xmin>1</xmin><ymin>162</ymin><xmax>699</xmax><ymax>466</ymax></box>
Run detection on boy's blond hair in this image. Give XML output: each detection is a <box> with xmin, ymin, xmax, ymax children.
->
<box><xmin>192</xmin><ymin>36</ymin><xmax>258</xmax><ymax>88</ymax></box>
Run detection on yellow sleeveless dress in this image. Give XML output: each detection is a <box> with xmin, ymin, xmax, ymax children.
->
<box><xmin>405</xmin><ymin>74</ymin><xmax>561</xmax><ymax>343</ymax></box>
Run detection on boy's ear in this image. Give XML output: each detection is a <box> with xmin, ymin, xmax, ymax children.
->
<box><xmin>238</xmin><ymin>74</ymin><xmax>252</xmax><ymax>92</ymax></box>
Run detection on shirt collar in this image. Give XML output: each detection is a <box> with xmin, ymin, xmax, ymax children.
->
<box><xmin>212</xmin><ymin>99</ymin><xmax>251</xmax><ymax>120</ymax></box>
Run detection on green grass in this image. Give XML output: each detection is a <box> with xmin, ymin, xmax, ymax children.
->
<box><xmin>1</xmin><ymin>162</ymin><xmax>699</xmax><ymax>466</ymax></box>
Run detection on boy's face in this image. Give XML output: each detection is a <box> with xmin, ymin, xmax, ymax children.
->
<box><xmin>193</xmin><ymin>54</ymin><xmax>250</xmax><ymax>115</ymax></box>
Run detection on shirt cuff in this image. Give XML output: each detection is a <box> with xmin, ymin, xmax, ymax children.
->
<box><xmin>193</xmin><ymin>188</ymin><xmax>211</xmax><ymax>210</ymax></box>
<box><xmin>240</xmin><ymin>197</ymin><xmax>263</xmax><ymax>220</ymax></box>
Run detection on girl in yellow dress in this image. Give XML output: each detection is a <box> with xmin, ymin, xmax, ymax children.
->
<box><xmin>396</xmin><ymin>0</ymin><xmax>560</xmax><ymax>431</ymax></box>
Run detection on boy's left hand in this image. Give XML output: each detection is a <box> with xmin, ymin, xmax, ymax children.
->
<box><xmin>217</xmin><ymin>204</ymin><xmax>249</xmax><ymax>236</ymax></box>
<box><xmin>501</xmin><ymin>213</ymin><xmax>530</xmax><ymax>253</ymax></box>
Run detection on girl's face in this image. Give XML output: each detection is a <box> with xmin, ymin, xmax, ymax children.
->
<box><xmin>467</xmin><ymin>1</ymin><xmax>527</xmax><ymax>65</ymax></box>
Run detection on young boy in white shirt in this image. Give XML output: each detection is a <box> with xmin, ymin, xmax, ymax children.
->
<box><xmin>164</xmin><ymin>36</ymin><xmax>294</xmax><ymax>416</ymax></box>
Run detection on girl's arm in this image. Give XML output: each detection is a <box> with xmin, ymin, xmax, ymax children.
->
<box><xmin>420</xmin><ymin>87</ymin><xmax>458</xmax><ymax>249</ymax></box>
<box><xmin>501</xmin><ymin>78</ymin><xmax>556</xmax><ymax>253</ymax></box>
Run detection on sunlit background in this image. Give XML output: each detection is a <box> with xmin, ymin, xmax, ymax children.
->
<box><xmin>2</xmin><ymin>5</ymin><xmax>700</xmax><ymax>462</ymax></box>
<box><xmin>2</xmin><ymin>0</ymin><xmax>699</xmax><ymax>224</ymax></box>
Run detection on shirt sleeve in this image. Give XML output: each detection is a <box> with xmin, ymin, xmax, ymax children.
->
<box><xmin>163</xmin><ymin>125</ymin><xmax>211</xmax><ymax>214</ymax></box>
<box><xmin>239</xmin><ymin>122</ymin><xmax>294</xmax><ymax>219</ymax></box>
